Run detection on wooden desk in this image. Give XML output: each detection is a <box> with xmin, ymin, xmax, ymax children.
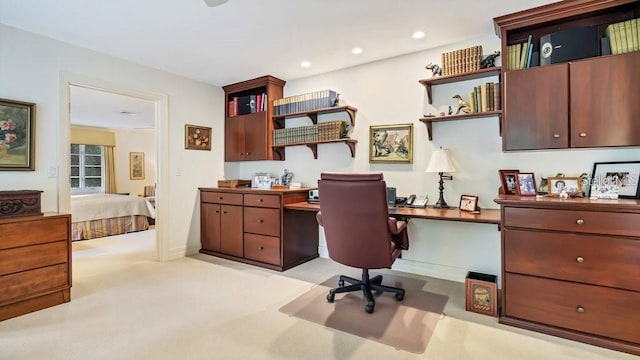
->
<box><xmin>285</xmin><ymin>202</ymin><xmax>500</xmax><ymax>226</ymax></box>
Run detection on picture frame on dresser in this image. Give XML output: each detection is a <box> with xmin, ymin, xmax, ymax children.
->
<box><xmin>589</xmin><ymin>161</ymin><xmax>640</xmax><ymax>199</ymax></box>
<box><xmin>516</xmin><ymin>172</ymin><xmax>537</xmax><ymax>196</ymax></box>
<box><xmin>548</xmin><ymin>177</ymin><xmax>582</xmax><ymax>196</ymax></box>
<box><xmin>498</xmin><ymin>169</ymin><xmax>519</xmax><ymax>195</ymax></box>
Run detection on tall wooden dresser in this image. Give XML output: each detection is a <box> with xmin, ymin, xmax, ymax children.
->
<box><xmin>0</xmin><ymin>213</ymin><xmax>72</xmax><ymax>321</ymax></box>
<box><xmin>495</xmin><ymin>195</ymin><xmax>640</xmax><ymax>355</ymax></box>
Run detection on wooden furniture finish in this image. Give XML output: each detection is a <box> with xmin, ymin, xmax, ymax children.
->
<box><xmin>223</xmin><ymin>75</ymin><xmax>285</xmax><ymax>161</ymax></box>
<box><xmin>0</xmin><ymin>213</ymin><xmax>72</xmax><ymax>321</ymax></box>
<box><xmin>418</xmin><ymin>68</ymin><xmax>502</xmax><ymax>141</ymax></box>
<box><xmin>199</xmin><ymin>188</ymin><xmax>319</xmax><ymax>271</ymax></box>
<box><xmin>494</xmin><ymin>0</ymin><xmax>640</xmax><ymax>151</ymax></box>
<box><xmin>495</xmin><ymin>195</ymin><xmax>640</xmax><ymax>355</ymax></box>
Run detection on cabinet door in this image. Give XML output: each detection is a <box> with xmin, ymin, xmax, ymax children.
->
<box><xmin>504</xmin><ymin>64</ymin><xmax>569</xmax><ymax>150</ymax></box>
<box><xmin>200</xmin><ymin>203</ymin><xmax>221</xmax><ymax>252</ymax></box>
<box><xmin>224</xmin><ymin>117</ymin><xmax>245</xmax><ymax>161</ymax></box>
<box><xmin>243</xmin><ymin>112</ymin><xmax>268</xmax><ymax>161</ymax></box>
<box><xmin>220</xmin><ymin>205</ymin><xmax>243</xmax><ymax>257</ymax></box>
<box><xmin>570</xmin><ymin>51</ymin><xmax>640</xmax><ymax>148</ymax></box>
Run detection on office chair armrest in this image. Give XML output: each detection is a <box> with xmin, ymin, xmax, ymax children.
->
<box><xmin>387</xmin><ymin>217</ymin><xmax>407</xmax><ymax>234</ymax></box>
<box><xmin>388</xmin><ymin>217</ymin><xmax>409</xmax><ymax>250</ymax></box>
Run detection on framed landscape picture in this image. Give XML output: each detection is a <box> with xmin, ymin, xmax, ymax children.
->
<box><xmin>369</xmin><ymin>123</ymin><xmax>413</xmax><ymax>163</ymax></box>
<box><xmin>0</xmin><ymin>98</ymin><xmax>36</xmax><ymax>171</ymax></box>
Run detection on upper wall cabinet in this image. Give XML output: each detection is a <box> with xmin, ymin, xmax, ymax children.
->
<box><xmin>494</xmin><ymin>0</ymin><xmax>640</xmax><ymax>151</ymax></box>
<box><xmin>223</xmin><ymin>76</ymin><xmax>285</xmax><ymax>161</ymax></box>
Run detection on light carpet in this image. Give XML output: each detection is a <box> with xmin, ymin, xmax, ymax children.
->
<box><xmin>280</xmin><ymin>274</ymin><xmax>449</xmax><ymax>353</ymax></box>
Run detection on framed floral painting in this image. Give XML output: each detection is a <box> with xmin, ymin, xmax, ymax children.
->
<box><xmin>185</xmin><ymin>124</ymin><xmax>211</xmax><ymax>150</ymax></box>
<box><xmin>0</xmin><ymin>98</ymin><xmax>36</xmax><ymax>171</ymax></box>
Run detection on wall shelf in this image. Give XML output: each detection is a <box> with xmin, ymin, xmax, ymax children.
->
<box><xmin>273</xmin><ymin>139</ymin><xmax>357</xmax><ymax>159</ymax></box>
<box><xmin>419</xmin><ymin>111</ymin><xmax>502</xmax><ymax>140</ymax></box>
<box><xmin>419</xmin><ymin>67</ymin><xmax>502</xmax><ymax>104</ymax></box>
<box><xmin>273</xmin><ymin>105</ymin><xmax>357</xmax><ymax>128</ymax></box>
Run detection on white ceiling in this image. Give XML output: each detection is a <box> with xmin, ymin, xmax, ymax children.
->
<box><xmin>1</xmin><ymin>0</ymin><xmax>558</xmax><ymax>129</ymax></box>
<box><xmin>70</xmin><ymin>86</ymin><xmax>155</xmax><ymax>130</ymax></box>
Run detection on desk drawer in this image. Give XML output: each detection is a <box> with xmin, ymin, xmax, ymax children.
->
<box><xmin>200</xmin><ymin>191</ymin><xmax>243</xmax><ymax>205</ymax></box>
<box><xmin>0</xmin><ymin>217</ymin><xmax>68</xmax><ymax>250</ymax></box>
<box><xmin>505</xmin><ymin>273</ymin><xmax>640</xmax><ymax>344</ymax></box>
<box><xmin>503</xmin><ymin>207</ymin><xmax>640</xmax><ymax>237</ymax></box>
<box><xmin>244</xmin><ymin>233</ymin><xmax>280</xmax><ymax>265</ymax></box>
<box><xmin>0</xmin><ymin>263</ymin><xmax>69</xmax><ymax>303</ymax></box>
<box><xmin>244</xmin><ymin>207</ymin><xmax>280</xmax><ymax>237</ymax></box>
<box><xmin>504</xmin><ymin>229</ymin><xmax>640</xmax><ymax>291</ymax></box>
<box><xmin>0</xmin><ymin>241</ymin><xmax>68</xmax><ymax>276</ymax></box>
<box><xmin>244</xmin><ymin>194</ymin><xmax>280</xmax><ymax>208</ymax></box>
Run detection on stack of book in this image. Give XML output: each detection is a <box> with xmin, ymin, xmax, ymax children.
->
<box><xmin>272</xmin><ymin>121</ymin><xmax>347</xmax><ymax>146</ymax></box>
<box><xmin>506</xmin><ymin>35</ymin><xmax>534</xmax><ymax>71</ymax></box>
<box><xmin>468</xmin><ymin>82</ymin><xmax>500</xmax><ymax>113</ymax></box>
<box><xmin>441</xmin><ymin>45</ymin><xmax>482</xmax><ymax>76</ymax></box>
<box><xmin>273</xmin><ymin>90</ymin><xmax>339</xmax><ymax>116</ymax></box>
<box><xmin>228</xmin><ymin>93</ymin><xmax>267</xmax><ymax>117</ymax></box>
<box><xmin>606</xmin><ymin>18</ymin><xmax>640</xmax><ymax>55</ymax></box>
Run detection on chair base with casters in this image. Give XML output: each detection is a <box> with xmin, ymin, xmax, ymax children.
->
<box><xmin>326</xmin><ymin>268</ymin><xmax>405</xmax><ymax>314</ymax></box>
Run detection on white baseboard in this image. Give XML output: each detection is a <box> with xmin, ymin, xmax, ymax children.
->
<box><xmin>168</xmin><ymin>244</ymin><xmax>200</xmax><ymax>260</ymax></box>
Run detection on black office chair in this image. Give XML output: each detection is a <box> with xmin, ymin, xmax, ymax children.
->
<box><xmin>316</xmin><ymin>172</ymin><xmax>409</xmax><ymax>313</ymax></box>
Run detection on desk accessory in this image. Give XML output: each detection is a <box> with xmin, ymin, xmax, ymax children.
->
<box><xmin>425</xmin><ymin>147</ymin><xmax>456</xmax><ymax>208</ymax></box>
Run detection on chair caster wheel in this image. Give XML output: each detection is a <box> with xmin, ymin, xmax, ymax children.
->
<box><xmin>338</xmin><ymin>279</ymin><xmax>345</xmax><ymax>287</ymax></box>
<box><xmin>327</xmin><ymin>293</ymin><xmax>335</xmax><ymax>303</ymax></box>
<box><xmin>365</xmin><ymin>303</ymin><xmax>375</xmax><ymax>314</ymax></box>
<box><xmin>395</xmin><ymin>292</ymin><xmax>405</xmax><ymax>301</ymax></box>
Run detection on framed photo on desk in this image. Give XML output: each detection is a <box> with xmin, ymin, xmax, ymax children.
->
<box><xmin>459</xmin><ymin>195</ymin><xmax>479</xmax><ymax>212</ymax></box>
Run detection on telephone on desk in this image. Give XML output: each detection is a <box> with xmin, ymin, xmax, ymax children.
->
<box><xmin>395</xmin><ymin>194</ymin><xmax>428</xmax><ymax>208</ymax></box>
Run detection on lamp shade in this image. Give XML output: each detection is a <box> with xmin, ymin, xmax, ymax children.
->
<box><xmin>425</xmin><ymin>148</ymin><xmax>456</xmax><ymax>173</ymax></box>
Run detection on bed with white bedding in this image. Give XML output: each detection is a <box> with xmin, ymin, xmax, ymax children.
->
<box><xmin>70</xmin><ymin>193</ymin><xmax>156</xmax><ymax>240</ymax></box>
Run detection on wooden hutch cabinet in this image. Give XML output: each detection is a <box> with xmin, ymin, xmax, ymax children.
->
<box><xmin>495</xmin><ymin>0</ymin><xmax>640</xmax><ymax>151</ymax></box>
<box><xmin>223</xmin><ymin>75</ymin><xmax>285</xmax><ymax>161</ymax></box>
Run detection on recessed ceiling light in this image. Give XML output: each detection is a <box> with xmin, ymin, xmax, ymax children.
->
<box><xmin>412</xmin><ymin>31</ymin><xmax>425</xmax><ymax>39</ymax></box>
<box><xmin>352</xmin><ymin>47</ymin><xmax>363</xmax><ymax>55</ymax></box>
<box><xmin>203</xmin><ymin>0</ymin><xmax>229</xmax><ymax>7</ymax></box>
<box><xmin>120</xmin><ymin>111</ymin><xmax>138</xmax><ymax>115</ymax></box>
<box><xmin>300</xmin><ymin>61</ymin><xmax>311</xmax><ymax>68</ymax></box>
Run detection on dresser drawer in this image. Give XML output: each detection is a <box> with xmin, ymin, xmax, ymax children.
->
<box><xmin>201</xmin><ymin>191</ymin><xmax>243</xmax><ymax>205</ymax></box>
<box><xmin>0</xmin><ymin>263</ymin><xmax>69</xmax><ymax>303</ymax></box>
<box><xmin>244</xmin><ymin>207</ymin><xmax>280</xmax><ymax>237</ymax></box>
<box><xmin>0</xmin><ymin>217</ymin><xmax>69</xmax><ymax>250</ymax></box>
<box><xmin>504</xmin><ymin>229</ymin><xmax>640</xmax><ymax>291</ymax></box>
<box><xmin>244</xmin><ymin>194</ymin><xmax>280</xmax><ymax>208</ymax></box>
<box><xmin>503</xmin><ymin>207</ymin><xmax>640</xmax><ymax>237</ymax></box>
<box><xmin>244</xmin><ymin>233</ymin><xmax>280</xmax><ymax>265</ymax></box>
<box><xmin>505</xmin><ymin>273</ymin><xmax>640</xmax><ymax>344</ymax></box>
<box><xmin>0</xmin><ymin>241</ymin><xmax>68</xmax><ymax>276</ymax></box>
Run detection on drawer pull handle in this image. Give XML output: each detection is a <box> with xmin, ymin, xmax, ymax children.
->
<box><xmin>579</xmin><ymin>132</ymin><xmax>587</xmax><ymax>137</ymax></box>
<box><xmin>258</xmin><ymin>219</ymin><xmax>264</xmax><ymax>223</ymax></box>
<box><xmin>223</xmin><ymin>211</ymin><xmax>227</xmax><ymax>214</ymax></box>
<box><xmin>576</xmin><ymin>219</ymin><xmax>584</xmax><ymax>225</ymax></box>
<box><xmin>576</xmin><ymin>306</ymin><xmax>585</xmax><ymax>313</ymax></box>
<box><xmin>258</xmin><ymin>199</ymin><xmax>263</xmax><ymax>202</ymax></box>
<box><xmin>553</xmin><ymin>134</ymin><xmax>560</xmax><ymax>138</ymax></box>
<box><xmin>215</xmin><ymin>210</ymin><xmax>220</xmax><ymax>213</ymax></box>
<box><xmin>576</xmin><ymin>256</ymin><xmax>584</xmax><ymax>263</ymax></box>
<box><xmin>258</xmin><ymin>246</ymin><xmax>264</xmax><ymax>250</ymax></box>
<box><xmin>218</xmin><ymin>196</ymin><xmax>223</xmax><ymax>200</ymax></box>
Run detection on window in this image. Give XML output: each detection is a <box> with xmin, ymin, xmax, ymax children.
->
<box><xmin>70</xmin><ymin>144</ymin><xmax>105</xmax><ymax>194</ymax></box>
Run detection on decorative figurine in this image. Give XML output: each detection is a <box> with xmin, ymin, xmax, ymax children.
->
<box><xmin>423</xmin><ymin>113</ymin><xmax>436</xmax><ymax>118</ymax></box>
<box><xmin>425</xmin><ymin>62</ymin><xmax>443</xmax><ymax>77</ymax></box>
<box><xmin>281</xmin><ymin>169</ymin><xmax>294</xmax><ymax>187</ymax></box>
<box><xmin>447</xmin><ymin>105</ymin><xmax>453</xmax><ymax>115</ymax></box>
<box><xmin>480</xmin><ymin>50</ymin><xmax>500</xmax><ymax>68</ymax></box>
<box><xmin>452</xmin><ymin>95</ymin><xmax>471</xmax><ymax>114</ymax></box>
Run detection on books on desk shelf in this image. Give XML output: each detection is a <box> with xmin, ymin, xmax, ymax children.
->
<box><xmin>274</xmin><ymin>90</ymin><xmax>339</xmax><ymax>116</ymax></box>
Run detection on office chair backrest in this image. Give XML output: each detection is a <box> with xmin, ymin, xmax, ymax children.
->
<box><xmin>318</xmin><ymin>172</ymin><xmax>395</xmax><ymax>269</ymax></box>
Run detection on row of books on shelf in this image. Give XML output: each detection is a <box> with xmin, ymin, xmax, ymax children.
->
<box><xmin>273</xmin><ymin>90</ymin><xmax>339</xmax><ymax>116</ymax></box>
<box><xmin>228</xmin><ymin>93</ymin><xmax>267</xmax><ymax>117</ymax></box>
<box><xmin>441</xmin><ymin>45</ymin><xmax>482</xmax><ymax>76</ymax></box>
<box><xmin>606</xmin><ymin>18</ymin><xmax>640</xmax><ymax>55</ymax></box>
<box><xmin>272</xmin><ymin>121</ymin><xmax>347</xmax><ymax>146</ymax></box>
<box><xmin>467</xmin><ymin>82</ymin><xmax>500</xmax><ymax>113</ymax></box>
<box><xmin>506</xmin><ymin>35</ymin><xmax>534</xmax><ymax>71</ymax></box>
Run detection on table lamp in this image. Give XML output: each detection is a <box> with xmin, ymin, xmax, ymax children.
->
<box><xmin>425</xmin><ymin>147</ymin><xmax>456</xmax><ymax>208</ymax></box>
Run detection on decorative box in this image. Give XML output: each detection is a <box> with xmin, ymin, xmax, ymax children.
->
<box><xmin>465</xmin><ymin>271</ymin><xmax>498</xmax><ymax>317</ymax></box>
<box><xmin>0</xmin><ymin>190</ymin><xmax>43</xmax><ymax>218</ymax></box>
<box><xmin>217</xmin><ymin>179</ymin><xmax>251</xmax><ymax>188</ymax></box>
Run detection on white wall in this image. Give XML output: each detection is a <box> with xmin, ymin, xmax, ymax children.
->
<box><xmin>113</xmin><ymin>129</ymin><xmax>156</xmax><ymax>196</ymax></box>
<box><xmin>225</xmin><ymin>34</ymin><xmax>639</xmax><ymax>283</ymax></box>
<box><xmin>0</xmin><ymin>24</ymin><xmax>225</xmax><ymax>258</ymax></box>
